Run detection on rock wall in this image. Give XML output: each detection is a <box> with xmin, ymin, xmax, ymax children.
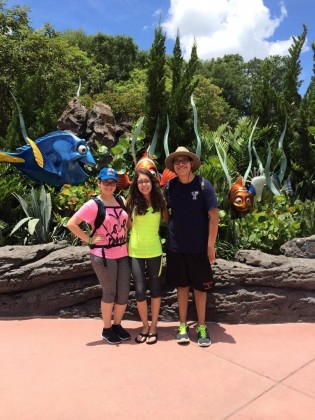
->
<box><xmin>1</xmin><ymin>238</ymin><xmax>315</xmax><ymax>323</ymax></box>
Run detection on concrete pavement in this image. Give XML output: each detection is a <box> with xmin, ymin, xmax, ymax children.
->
<box><xmin>1</xmin><ymin>318</ymin><xmax>315</xmax><ymax>419</ymax></box>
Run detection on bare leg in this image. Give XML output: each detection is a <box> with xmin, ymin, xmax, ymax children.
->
<box><xmin>149</xmin><ymin>297</ymin><xmax>161</xmax><ymax>334</ymax></box>
<box><xmin>101</xmin><ymin>301</ymin><xmax>114</xmax><ymax>329</ymax></box>
<box><xmin>193</xmin><ymin>289</ymin><xmax>207</xmax><ymax>325</ymax></box>
<box><xmin>113</xmin><ymin>303</ymin><xmax>127</xmax><ymax>325</ymax></box>
<box><xmin>136</xmin><ymin>300</ymin><xmax>150</xmax><ymax>333</ymax></box>
<box><xmin>177</xmin><ymin>286</ymin><xmax>190</xmax><ymax>324</ymax></box>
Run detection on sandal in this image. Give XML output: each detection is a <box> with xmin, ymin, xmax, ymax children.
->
<box><xmin>135</xmin><ymin>332</ymin><xmax>148</xmax><ymax>343</ymax></box>
<box><xmin>146</xmin><ymin>333</ymin><xmax>158</xmax><ymax>345</ymax></box>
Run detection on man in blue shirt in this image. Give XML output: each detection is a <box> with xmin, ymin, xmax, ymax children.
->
<box><xmin>165</xmin><ymin>146</ymin><xmax>219</xmax><ymax>347</ymax></box>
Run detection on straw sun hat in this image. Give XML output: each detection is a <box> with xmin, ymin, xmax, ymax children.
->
<box><xmin>165</xmin><ymin>146</ymin><xmax>201</xmax><ymax>172</ymax></box>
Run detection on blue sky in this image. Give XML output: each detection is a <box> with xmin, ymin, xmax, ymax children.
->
<box><xmin>6</xmin><ymin>0</ymin><xmax>314</xmax><ymax>94</ymax></box>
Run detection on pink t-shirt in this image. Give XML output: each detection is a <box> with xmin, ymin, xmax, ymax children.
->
<box><xmin>74</xmin><ymin>198</ymin><xmax>128</xmax><ymax>259</ymax></box>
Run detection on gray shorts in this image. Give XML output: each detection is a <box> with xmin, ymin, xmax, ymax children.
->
<box><xmin>90</xmin><ymin>255</ymin><xmax>130</xmax><ymax>304</ymax></box>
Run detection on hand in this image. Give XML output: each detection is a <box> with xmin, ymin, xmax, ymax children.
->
<box><xmin>91</xmin><ymin>235</ymin><xmax>106</xmax><ymax>244</ymax></box>
<box><xmin>207</xmin><ymin>245</ymin><xmax>216</xmax><ymax>264</ymax></box>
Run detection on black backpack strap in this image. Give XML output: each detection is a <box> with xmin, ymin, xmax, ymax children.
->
<box><xmin>90</xmin><ymin>196</ymin><xmax>106</xmax><ymax>238</ymax></box>
<box><xmin>89</xmin><ymin>195</ymin><xmax>127</xmax><ymax>267</ymax></box>
<box><xmin>89</xmin><ymin>196</ymin><xmax>107</xmax><ymax>266</ymax></box>
<box><xmin>115</xmin><ymin>194</ymin><xmax>127</xmax><ymax>212</ymax></box>
<box><xmin>164</xmin><ymin>179</ymin><xmax>174</xmax><ymax>208</ymax></box>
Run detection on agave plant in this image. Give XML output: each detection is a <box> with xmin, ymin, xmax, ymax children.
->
<box><xmin>10</xmin><ymin>185</ymin><xmax>54</xmax><ymax>244</ymax></box>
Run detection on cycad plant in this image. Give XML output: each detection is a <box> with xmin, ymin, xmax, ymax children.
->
<box><xmin>10</xmin><ymin>185</ymin><xmax>54</xmax><ymax>244</ymax></box>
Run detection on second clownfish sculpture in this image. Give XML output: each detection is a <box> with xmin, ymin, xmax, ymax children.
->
<box><xmin>215</xmin><ymin>118</ymin><xmax>288</xmax><ymax>212</ymax></box>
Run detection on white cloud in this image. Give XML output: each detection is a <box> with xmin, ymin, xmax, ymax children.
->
<box><xmin>153</xmin><ymin>8</ymin><xmax>163</xmax><ymax>17</ymax></box>
<box><xmin>162</xmin><ymin>0</ymin><xmax>293</xmax><ymax>61</ymax></box>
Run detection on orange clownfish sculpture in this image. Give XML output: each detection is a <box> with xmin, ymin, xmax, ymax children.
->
<box><xmin>215</xmin><ymin>119</ymin><xmax>259</xmax><ymax>212</ymax></box>
<box><xmin>116</xmin><ymin>116</ymin><xmax>176</xmax><ymax>191</ymax></box>
<box><xmin>228</xmin><ymin>176</ymin><xmax>254</xmax><ymax>212</ymax></box>
<box><xmin>215</xmin><ymin>118</ymin><xmax>288</xmax><ymax>212</ymax></box>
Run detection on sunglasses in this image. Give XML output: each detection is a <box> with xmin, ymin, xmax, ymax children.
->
<box><xmin>101</xmin><ymin>180</ymin><xmax>117</xmax><ymax>187</ymax></box>
<box><xmin>173</xmin><ymin>157</ymin><xmax>191</xmax><ymax>165</ymax></box>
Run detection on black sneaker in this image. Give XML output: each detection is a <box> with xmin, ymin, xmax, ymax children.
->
<box><xmin>112</xmin><ymin>324</ymin><xmax>131</xmax><ymax>341</ymax></box>
<box><xmin>101</xmin><ymin>328</ymin><xmax>122</xmax><ymax>344</ymax></box>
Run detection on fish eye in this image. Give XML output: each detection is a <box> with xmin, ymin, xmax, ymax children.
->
<box><xmin>77</xmin><ymin>144</ymin><xmax>87</xmax><ymax>154</ymax></box>
<box><xmin>246</xmin><ymin>198</ymin><xmax>252</xmax><ymax>205</ymax></box>
<box><xmin>234</xmin><ymin>197</ymin><xmax>243</xmax><ymax>204</ymax></box>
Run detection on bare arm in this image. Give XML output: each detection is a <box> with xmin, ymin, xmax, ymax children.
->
<box><xmin>67</xmin><ymin>215</ymin><xmax>105</xmax><ymax>245</ymax></box>
<box><xmin>161</xmin><ymin>207</ymin><xmax>170</xmax><ymax>222</ymax></box>
<box><xmin>67</xmin><ymin>215</ymin><xmax>90</xmax><ymax>244</ymax></box>
<box><xmin>207</xmin><ymin>207</ymin><xmax>219</xmax><ymax>263</ymax></box>
<box><xmin>127</xmin><ymin>216</ymin><xmax>132</xmax><ymax>230</ymax></box>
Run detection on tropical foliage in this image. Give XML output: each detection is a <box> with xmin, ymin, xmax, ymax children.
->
<box><xmin>0</xmin><ymin>1</ymin><xmax>314</xmax><ymax>253</ymax></box>
<box><xmin>10</xmin><ymin>185</ymin><xmax>54</xmax><ymax>244</ymax></box>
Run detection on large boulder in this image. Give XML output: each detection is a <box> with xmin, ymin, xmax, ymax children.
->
<box><xmin>57</xmin><ymin>99</ymin><xmax>129</xmax><ymax>147</ymax></box>
<box><xmin>57</xmin><ymin>98</ymin><xmax>87</xmax><ymax>138</ymax></box>
<box><xmin>86</xmin><ymin>102</ymin><xmax>122</xmax><ymax>147</ymax></box>
<box><xmin>1</xmin><ymin>238</ymin><xmax>315</xmax><ymax>323</ymax></box>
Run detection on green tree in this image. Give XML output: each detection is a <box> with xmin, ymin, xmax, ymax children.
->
<box><xmin>61</xmin><ymin>28</ymin><xmax>93</xmax><ymax>51</ymax></box>
<box><xmin>144</xmin><ymin>23</ymin><xmax>167</xmax><ymax>149</ymax></box>
<box><xmin>0</xmin><ymin>1</ymin><xmax>31</xmax><ymax>139</ymax></box>
<box><xmin>199</xmin><ymin>54</ymin><xmax>250</xmax><ymax>116</ymax></box>
<box><xmin>290</xmin><ymin>39</ymin><xmax>315</xmax><ymax>199</ymax></box>
<box><xmin>90</xmin><ymin>34</ymin><xmax>139</xmax><ymax>84</ymax></box>
<box><xmin>249</xmin><ymin>56</ymin><xmax>286</xmax><ymax>127</ymax></box>
<box><xmin>91</xmin><ymin>68</ymin><xmax>147</xmax><ymax>122</ymax></box>
<box><xmin>3</xmin><ymin>29</ymin><xmax>102</xmax><ymax>149</ymax></box>
<box><xmin>193</xmin><ymin>76</ymin><xmax>238</xmax><ymax>131</ymax></box>
<box><xmin>167</xmin><ymin>33</ymin><xmax>199</xmax><ymax>150</ymax></box>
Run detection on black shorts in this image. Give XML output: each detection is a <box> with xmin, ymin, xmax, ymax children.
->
<box><xmin>166</xmin><ymin>251</ymin><xmax>215</xmax><ymax>292</ymax></box>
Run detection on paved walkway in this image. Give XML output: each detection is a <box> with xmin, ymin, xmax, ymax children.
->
<box><xmin>1</xmin><ymin>318</ymin><xmax>315</xmax><ymax>419</ymax></box>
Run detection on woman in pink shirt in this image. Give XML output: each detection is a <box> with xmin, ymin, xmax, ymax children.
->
<box><xmin>67</xmin><ymin>167</ymin><xmax>130</xmax><ymax>345</ymax></box>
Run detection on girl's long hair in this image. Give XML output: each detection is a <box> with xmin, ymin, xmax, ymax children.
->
<box><xmin>127</xmin><ymin>169</ymin><xmax>166</xmax><ymax>216</ymax></box>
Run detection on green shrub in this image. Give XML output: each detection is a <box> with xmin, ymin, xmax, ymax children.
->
<box><xmin>217</xmin><ymin>195</ymin><xmax>315</xmax><ymax>257</ymax></box>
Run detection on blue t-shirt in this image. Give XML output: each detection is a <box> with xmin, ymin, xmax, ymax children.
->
<box><xmin>166</xmin><ymin>176</ymin><xmax>218</xmax><ymax>254</ymax></box>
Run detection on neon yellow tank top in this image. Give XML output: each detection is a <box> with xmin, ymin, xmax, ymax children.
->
<box><xmin>128</xmin><ymin>207</ymin><xmax>162</xmax><ymax>258</ymax></box>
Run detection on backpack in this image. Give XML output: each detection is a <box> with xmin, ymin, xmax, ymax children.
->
<box><xmin>164</xmin><ymin>176</ymin><xmax>205</xmax><ymax>208</ymax></box>
<box><xmin>89</xmin><ymin>194</ymin><xmax>127</xmax><ymax>266</ymax></box>
<box><xmin>90</xmin><ymin>194</ymin><xmax>127</xmax><ymax>236</ymax></box>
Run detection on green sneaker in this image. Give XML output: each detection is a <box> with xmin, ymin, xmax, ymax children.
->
<box><xmin>176</xmin><ymin>323</ymin><xmax>190</xmax><ymax>344</ymax></box>
<box><xmin>196</xmin><ymin>325</ymin><xmax>211</xmax><ymax>347</ymax></box>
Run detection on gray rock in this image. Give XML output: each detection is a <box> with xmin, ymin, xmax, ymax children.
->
<box><xmin>57</xmin><ymin>98</ymin><xmax>87</xmax><ymax>137</ymax></box>
<box><xmin>57</xmin><ymin>98</ymin><xmax>131</xmax><ymax>148</ymax></box>
<box><xmin>86</xmin><ymin>102</ymin><xmax>120</xmax><ymax>147</ymax></box>
<box><xmin>1</xmin><ymin>238</ymin><xmax>315</xmax><ymax>323</ymax></box>
<box><xmin>280</xmin><ymin>234</ymin><xmax>315</xmax><ymax>258</ymax></box>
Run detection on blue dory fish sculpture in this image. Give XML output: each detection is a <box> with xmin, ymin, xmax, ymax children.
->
<box><xmin>0</xmin><ymin>131</ymin><xmax>96</xmax><ymax>187</ymax></box>
<box><xmin>0</xmin><ymin>94</ymin><xmax>96</xmax><ymax>187</ymax></box>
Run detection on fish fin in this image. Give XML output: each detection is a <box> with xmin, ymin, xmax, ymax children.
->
<box><xmin>160</xmin><ymin>168</ymin><xmax>177</xmax><ymax>187</ymax></box>
<box><xmin>116</xmin><ymin>173</ymin><xmax>132</xmax><ymax>191</ymax></box>
<box><xmin>235</xmin><ymin>175</ymin><xmax>244</xmax><ymax>187</ymax></box>
<box><xmin>27</xmin><ymin>137</ymin><xmax>44</xmax><ymax>168</ymax></box>
<box><xmin>0</xmin><ymin>152</ymin><xmax>25</xmax><ymax>163</ymax></box>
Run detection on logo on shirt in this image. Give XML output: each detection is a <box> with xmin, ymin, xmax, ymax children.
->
<box><xmin>191</xmin><ymin>191</ymin><xmax>199</xmax><ymax>200</ymax></box>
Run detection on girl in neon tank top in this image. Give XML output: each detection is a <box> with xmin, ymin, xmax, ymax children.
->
<box><xmin>127</xmin><ymin>169</ymin><xmax>169</xmax><ymax>344</ymax></box>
